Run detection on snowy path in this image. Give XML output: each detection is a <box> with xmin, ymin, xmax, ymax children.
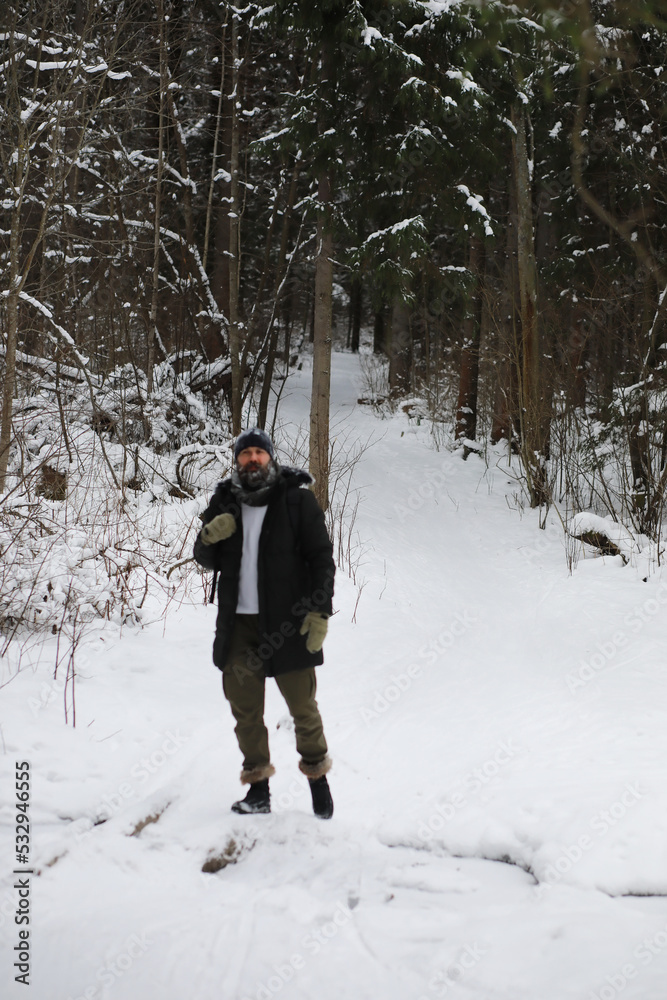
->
<box><xmin>3</xmin><ymin>351</ymin><xmax>667</xmax><ymax>1000</ymax></box>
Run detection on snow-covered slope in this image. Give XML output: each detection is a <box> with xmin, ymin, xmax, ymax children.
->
<box><xmin>3</xmin><ymin>351</ymin><xmax>667</xmax><ymax>1000</ymax></box>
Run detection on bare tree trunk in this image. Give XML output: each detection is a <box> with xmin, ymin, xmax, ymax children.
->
<box><xmin>455</xmin><ymin>236</ymin><xmax>483</xmax><ymax>443</ymax></box>
<box><xmin>567</xmin><ymin>309</ymin><xmax>588</xmax><ymax>411</ymax></box>
<box><xmin>309</xmin><ymin>172</ymin><xmax>333</xmax><ymax>511</ymax></box>
<box><xmin>388</xmin><ymin>298</ymin><xmax>411</xmax><ymax>396</ymax></box>
<box><xmin>0</xmin><ymin>201</ymin><xmax>21</xmax><ymax>492</ymax></box>
<box><xmin>373</xmin><ymin>311</ymin><xmax>386</xmax><ymax>355</ymax></box>
<box><xmin>257</xmin><ymin>322</ymin><xmax>280</xmax><ymax>431</ymax></box>
<box><xmin>147</xmin><ymin>0</ymin><xmax>167</xmax><ymax>399</ymax></box>
<box><xmin>257</xmin><ymin>160</ymin><xmax>300</xmax><ymax>429</ymax></box>
<box><xmin>491</xmin><ymin>176</ymin><xmax>519</xmax><ymax>446</ymax></box>
<box><xmin>348</xmin><ymin>275</ymin><xmax>362</xmax><ymax>353</ymax></box>
<box><xmin>1</xmin><ymin>39</ymin><xmax>33</xmax><ymax>490</ymax></box>
<box><xmin>227</xmin><ymin>12</ymin><xmax>242</xmax><ymax>434</ymax></box>
<box><xmin>211</xmin><ymin>25</ymin><xmax>235</xmax><ymax>361</ymax></box>
<box><xmin>203</xmin><ymin>21</ymin><xmax>227</xmax><ymax>273</ymax></box>
<box><xmin>167</xmin><ymin>88</ymin><xmax>194</xmax><ymax>248</ymax></box>
<box><xmin>512</xmin><ymin>103</ymin><xmax>548</xmax><ymax>505</ymax></box>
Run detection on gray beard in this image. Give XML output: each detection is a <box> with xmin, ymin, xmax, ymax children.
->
<box><xmin>231</xmin><ymin>461</ymin><xmax>279</xmax><ymax>505</ymax></box>
<box><xmin>240</xmin><ymin>465</ymin><xmax>268</xmax><ymax>488</ymax></box>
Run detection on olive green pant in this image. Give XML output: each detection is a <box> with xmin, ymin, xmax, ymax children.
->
<box><xmin>222</xmin><ymin>614</ymin><xmax>328</xmax><ymax>774</ymax></box>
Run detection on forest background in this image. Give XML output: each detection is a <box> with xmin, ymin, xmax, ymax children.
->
<box><xmin>2</xmin><ymin>0</ymin><xmax>667</xmax><ymax>658</ymax></box>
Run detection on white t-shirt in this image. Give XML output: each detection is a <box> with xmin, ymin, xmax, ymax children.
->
<box><xmin>236</xmin><ymin>504</ymin><xmax>268</xmax><ymax>614</ymax></box>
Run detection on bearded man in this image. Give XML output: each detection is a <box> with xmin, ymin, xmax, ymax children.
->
<box><xmin>193</xmin><ymin>428</ymin><xmax>335</xmax><ymax>818</ymax></box>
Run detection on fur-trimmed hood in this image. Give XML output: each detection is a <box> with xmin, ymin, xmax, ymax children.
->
<box><xmin>278</xmin><ymin>465</ymin><xmax>314</xmax><ymax>487</ymax></box>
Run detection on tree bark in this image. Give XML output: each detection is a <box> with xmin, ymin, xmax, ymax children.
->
<box><xmin>203</xmin><ymin>23</ymin><xmax>227</xmax><ymax>274</ymax></box>
<box><xmin>491</xmin><ymin>176</ymin><xmax>519</xmax><ymax>446</ymax></box>
<box><xmin>373</xmin><ymin>311</ymin><xmax>386</xmax><ymax>355</ymax></box>
<box><xmin>0</xmin><ymin>203</ymin><xmax>21</xmax><ymax>493</ymax></box>
<box><xmin>257</xmin><ymin>160</ymin><xmax>300</xmax><ymax>429</ymax></box>
<box><xmin>455</xmin><ymin>236</ymin><xmax>483</xmax><ymax>443</ymax></box>
<box><xmin>388</xmin><ymin>297</ymin><xmax>411</xmax><ymax>396</ymax></box>
<box><xmin>309</xmin><ymin>172</ymin><xmax>334</xmax><ymax>511</ymax></box>
<box><xmin>211</xmin><ymin>31</ymin><xmax>234</xmax><ymax>356</ymax></box>
<box><xmin>147</xmin><ymin>0</ymin><xmax>167</xmax><ymax>399</ymax></box>
<box><xmin>348</xmin><ymin>275</ymin><xmax>362</xmax><ymax>353</ymax></box>
<box><xmin>1</xmin><ymin>42</ymin><xmax>29</xmax><ymax>491</ymax></box>
<box><xmin>512</xmin><ymin>103</ymin><xmax>548</xmax><ymax>504</ymax></box>
<box><xmin>228</xmin><ymin>13</ymin><xmax>242</xmax><ymax>434</ymax></box>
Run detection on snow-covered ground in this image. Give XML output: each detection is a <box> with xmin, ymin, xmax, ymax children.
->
<box><xmin>3</xmin><ymin>351</ymin><xmax>667</xmax><ymax>1000</ymax></box>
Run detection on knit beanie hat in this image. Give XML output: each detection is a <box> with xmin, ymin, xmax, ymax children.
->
<box><xmin>234</xmin><ymin>427</ymin><xmax>275</xmax><ymax>461</ymax></box>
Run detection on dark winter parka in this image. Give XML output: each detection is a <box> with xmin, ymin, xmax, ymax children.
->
<box><xmin>193</xmin><ymin>467</ymin><xmax>335</xmax><ymax>676</ymax></box>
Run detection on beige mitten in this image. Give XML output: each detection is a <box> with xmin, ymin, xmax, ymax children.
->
<box><xmin>200</xmin><ymin>513</ymin><xmax>236</xmax><ymax>545</ymax></box>
<box><xmin>299</xmin><ymin>612</ymin><xmax>329</xmax><ymax>653</ymax></box>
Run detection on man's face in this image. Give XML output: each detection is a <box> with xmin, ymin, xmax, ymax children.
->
<box><xmin>236</xmin><ymin>446</ymin><xmax>272</xmax><ymax>488</ymax></box>
<box><xmin>237</xmin><ymin>446</ymin><xmax>271</xmax><ymax>472</ymax></box>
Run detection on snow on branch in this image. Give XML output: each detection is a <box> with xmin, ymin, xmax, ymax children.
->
<box><xmin>0</xmin><ymin>345</ymin><xmax>86</xmax><ymax>385</ymax></box>
<box><xmin>362</xmin><ymin>26</ymin><xmax>384</xmax><ymax>46</ymax></box>
<box><xmin>125</xmin><ymin>151</ymin><xmax>197</xmax><ymax>192</ymax></box>
<box><xmin>445</xmin><ymin>69</ymin><xmax>484</xmax><ymax>94</ymax></box>
<box><xmin>363</xmin><ymin>216</ymin><xmax>427</xmax><ymax>244</ymax></box>
<box><xmin>456</xmin><ymin>185</ymin><xmax>494</xmax><ymax>236</ymax></box>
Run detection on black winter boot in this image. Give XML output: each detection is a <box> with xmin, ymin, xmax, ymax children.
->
<box><xmin>309</xmin><ymin>776</ymin><xmax>333</xmax><ymax>819</ymax></box>
<box><xmin>232</xmin><ymin>778</ymin><xmax>270</xmax><ymax>814</ymax></box>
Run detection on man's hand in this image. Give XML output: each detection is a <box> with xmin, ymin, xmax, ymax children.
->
<box><xmin>200</xmin><ymin>512</ymin><xmax>236</xmax><ymax>545</ymax></box>
<box><xmin>299</xmin><ymin>612</ymin><xmax>328</xmax><ymax>653</ymax></box>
